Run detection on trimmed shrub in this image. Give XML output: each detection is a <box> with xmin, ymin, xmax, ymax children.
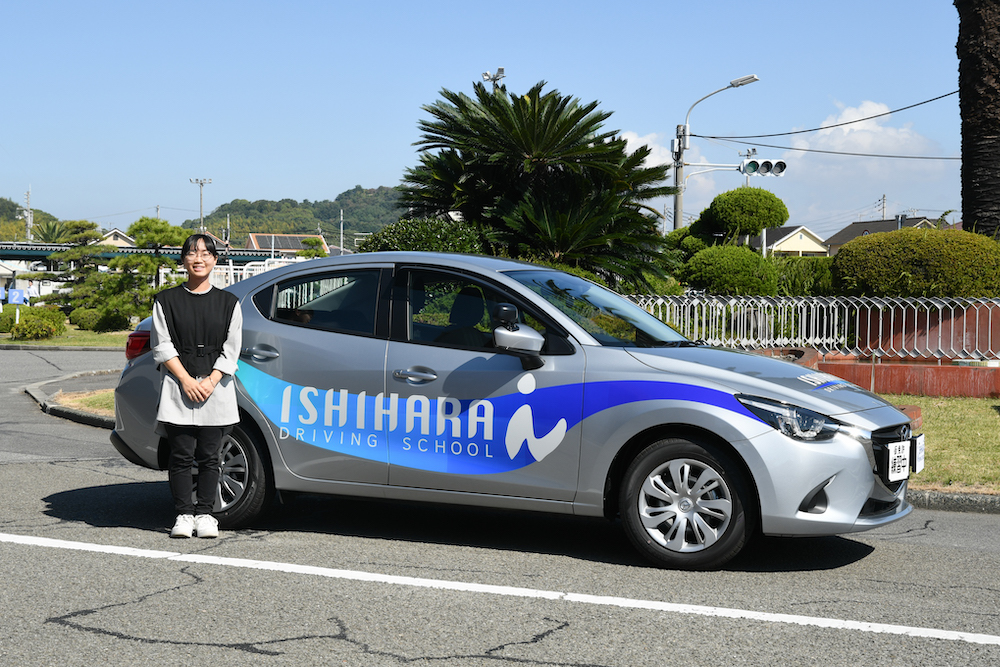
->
<box><xmin>772</xmin><ymin>256</ymin><xmax>836</xmax><ymax>296</ymax></box>
<box><xmin>1</xmin><ymin>304</ymin><xmax>66</xmax><ymax>337</ymax></box>
<box><xmin>11</xmin><ymin>317</ymin><xmax>59</xmax><ymax>341</ymax></box>
<box><xmin>357</xmin><ymin>217</ymin><xmax>486</xmax><ymax>254</ymax></box>
<box><xmin>833</xmin><ymin>228</ymin><xmax>1000</xmax><ymax>297</ymax></box>
<box><xmin>70</xmin><ymin>307</ymin><xmax>102</xmax><ymax>331</ymax></box>
<box><xmin>699</xmin><ymin>187</ymin><xmax>789</xmax><ymax>239</ymax></box>
<box><xmin>680</xmin><ymin>245</ymin><xmax>778</xmax><ymax>295</ymax></box>
<box><xmin>93</xmin><ymin>311</ymin><xmax>131</xmax><ymax>333</ymax></box>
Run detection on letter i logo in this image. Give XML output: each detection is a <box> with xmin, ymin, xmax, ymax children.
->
<box><xmin>504</xmin><ymin>374</ymin><xmax>566</xmax><ymax>462</ymax></box>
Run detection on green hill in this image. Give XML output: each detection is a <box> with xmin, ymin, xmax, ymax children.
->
<box><xmin>183</xmin><ymin>185</ymin><xmax>402</xmax><ymax>250</ymax></box>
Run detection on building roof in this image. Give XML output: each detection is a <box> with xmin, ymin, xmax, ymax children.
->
<box><xmin>824</xmin><ymin>217</ymin><xmax>935</xmax><ymax>246</ymax></box>
<box><xmin>98</xmin><ymin>228</ymin><xmax>136</xmax><ymax>247</ymax></box>
<box><xmin>745</xmin><ymin>225</ymin><xmax>827</xmax><ymax>252</ymax></box>
<box><xmin>245</xmin><ymin>233</ymin><xmax>330</xmax><ymax>254</ymax></box>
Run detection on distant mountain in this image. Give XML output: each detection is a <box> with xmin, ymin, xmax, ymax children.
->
<box><xmin>0</xmin><ymin>197</ymin><xmax>59</xmax><ymax>241</ymax></box>
<box><xmin>182</xmin><ymin>186</ymin><xmax>402</xmax><ymax>250</ymax></box>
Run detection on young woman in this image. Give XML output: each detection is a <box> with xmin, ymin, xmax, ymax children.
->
<box><xmin>151</xmin><ymin>234</ymin><xmax>242</xmax><ymax>538</ymax></box>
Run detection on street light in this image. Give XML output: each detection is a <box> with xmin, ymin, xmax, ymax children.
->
<box><xmin>190</xmin><ymin>178</ymin><xmax>212</xmax><ymax>232</ymax></box>
<box><xmin>672</xmin><ymin>74</ymin><xmax>759</xmax><ymax>230</ymax></box>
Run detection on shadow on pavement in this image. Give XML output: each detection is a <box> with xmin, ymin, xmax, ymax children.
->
<box><xmin>42</xmin><ymin>483</ymin><xmax>874</xmax><ymax>572</ymax></box>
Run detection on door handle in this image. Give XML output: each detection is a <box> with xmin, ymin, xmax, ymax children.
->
<box><xmin>392</xmin><ymin>368</ymin><xmax>438</xmax><ymax>383</ymax></box>
<box><xmin>242</xmin><ymin>346</ymin><xmax>280</xmax><ymax>360</ymax></box>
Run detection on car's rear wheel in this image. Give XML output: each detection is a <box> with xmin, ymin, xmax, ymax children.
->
<box><xmin>212</xmin><ymin>423</ymin><xmax>273</xmax><ymax>529</ymax></box>
<box><xmin>620</xmin><ymin>438</ymin><xmax>752</xmax><ymax>570</ymax></box>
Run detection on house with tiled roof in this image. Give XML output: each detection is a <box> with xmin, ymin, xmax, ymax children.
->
<box><xmin>824</xmin><ymin>217</ymin><xmax>936</xmax><ymax>255</ymax></box>
<box><xmin>98</xmin><ymin>228</ymin><xmax>135</xmax><ymax>247</ymax></box>
<box><xmin>245</xmin><ymin>233</ymin><xmax>332</xmax><ymax>258</ymax></box>
<box><xmin>744</xmin><ymin>226</ymin><xmax>828</xmax><ymax>257</ymax></box>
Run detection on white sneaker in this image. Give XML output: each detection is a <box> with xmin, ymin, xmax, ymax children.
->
<box><xmin>194</xmin><ymin>514</ymin><xmax>219</xmax><ymax>538</ymax></box>
<box><xmin>171</xmin><ymin>514</ymin><xmax>195</xmax><ymax>538</ymax></box>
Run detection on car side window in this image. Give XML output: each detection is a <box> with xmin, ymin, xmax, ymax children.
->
<box><xmin>271</xmin><ymin>269</ymin><xmax>379</xmax><ymax>336</ymax></box>
<box><xmin>406</xmin><ymin>270</ymin><xmax>504</xmax><ymax>350</ymax></box>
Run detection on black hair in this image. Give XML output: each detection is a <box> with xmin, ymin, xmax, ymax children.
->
<box><xmin>182</xmin><ymin>233</ymin><xmax>219</xmax><ymax>258</ymax></box>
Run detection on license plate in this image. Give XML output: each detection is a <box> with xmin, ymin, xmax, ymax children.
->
<box><xmin>887</xmin><ymin>440</ymin><xmax>910</xmax><ymax>482</ymax></box>
<box><xmin>911</xmin><ymin>433</ymin><xmax>925</xmax><ymax>474</ymax></box>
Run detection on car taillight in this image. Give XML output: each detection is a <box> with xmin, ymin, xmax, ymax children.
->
<box><xmin>125</xmin><ymin>330</ymin><xmax>151</xmax><ymax>360</ymax></box>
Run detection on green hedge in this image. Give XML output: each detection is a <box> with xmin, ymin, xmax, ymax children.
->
<box><xmin>679</xmin><ymin>245</ymin><xmax>778</xmax><ymax>295</ymax></box>
<box><xmin>1</xmin><ymin>304</ymin><xmax>67</xmax><ymax>338</ymax></box>
<box><xmin>357</xmin><ymin>217</ymin><xmax>485</xmax><ymax>254</ymax></box>
<box><xmin>772</xmin><ymin>256</ymin><xmax>836</xmax><ymax>296</ymax></box>
<box><xmin>69</xmin><ymin>307</ymin><xmax>102</xmax><ymax>331</ymax></box>
<box><xmin>833</xmin><ymin>228</ymin><xmax>1000</xmax><ymax>297</ymax></box>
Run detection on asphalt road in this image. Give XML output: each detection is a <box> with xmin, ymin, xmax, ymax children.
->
<box><xmin>2</xmin><ymin>349</ymin><xmax>999</xmax><ymax>665</ymax></box>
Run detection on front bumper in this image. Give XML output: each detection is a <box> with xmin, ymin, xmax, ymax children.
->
<box><xmin>743</xmin><ymin>426</ymin><xmax>916</xmax><ymax>537</ymax></box>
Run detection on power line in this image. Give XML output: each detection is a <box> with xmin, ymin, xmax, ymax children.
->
<box><xmin>704</xmin><ymin>139</ymin><xmax>960</xmax><ymax>160</ymax></box>
<box><xmin>692</xmin><ymin>90</ymin><xmax>960</xmax><ymax>160</ymax></box>
<box><xmin>696</xmin><ymin>90</ymin><xmax>958</xmax><ymax>140</ymax></box>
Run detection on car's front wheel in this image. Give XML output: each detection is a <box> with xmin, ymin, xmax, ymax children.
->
<box><xmin>213</xmin><ymin>423</ymin><xmax>273</xmax><ymax>529</ymax></box>
<box><xmin>620</xmin><ymin>438</ymin><xmax>753</xmax><ymax>570</ymax></box>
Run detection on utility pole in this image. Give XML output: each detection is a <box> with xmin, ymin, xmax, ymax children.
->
<box><xmin>672</xmin><ymin>75</ymin><xmax>759</xmax><ymax>230</ymax></box>
<box><xmin>190</xmin><ymin>178</ymin><xmax>212</xmax><ymax>232</ymax></box>
<box><xmin>18</xmin><ymin>188</ymin><xmax>34</xmax><ymax>241</ymax></box>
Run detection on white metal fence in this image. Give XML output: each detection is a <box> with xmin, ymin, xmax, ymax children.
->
<box><xmin>632</xmin><ymin>294</ymin><xmax>1000</xmax><ymax>360</ymax></box>
<box><xmin>209</xmin><ymin>258</ymin><xmax>304</xmax><ymax>289</ymax></box>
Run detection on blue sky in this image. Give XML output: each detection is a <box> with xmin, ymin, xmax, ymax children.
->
<box><xmin>1</xmin><ymin>0</ymin><xmax>960</xmax><ymax>240</ymax></box>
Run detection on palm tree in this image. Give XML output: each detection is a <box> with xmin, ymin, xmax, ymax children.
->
<box><xmin>955</xmin><ymin>0</ymin><xmax>1000</xmax><ymax>238</ymax></box>
<box><xmin>32</xmin><ymin>219</ymin><xmax>70</xmax><ymax>243</ymax></box>
<box><xmin>400</xmin><ymin>81</ymin><xmax>675</xmax><ymax>287</ymax></box>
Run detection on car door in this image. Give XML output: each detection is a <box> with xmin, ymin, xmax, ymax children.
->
<box><xmin>384</xmin><ymin>266</ymin><xmax>586</xmax><ymax>501</ymax></box>
<box><xmin>237</xmin><ymin>265</ymin><xmax>391</xmax><ymax>484</ymax></box>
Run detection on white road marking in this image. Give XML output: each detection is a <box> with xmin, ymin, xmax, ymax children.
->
<box><xmin>3</xmin><ymin>531</ymin><xmax>999</xmax><ymax>646</ymax></box>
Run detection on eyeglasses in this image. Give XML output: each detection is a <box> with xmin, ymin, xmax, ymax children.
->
<box><xmin>184</xmin><ymin>251</ymin><xmax>216</xmax><ymax>259</ymax></box>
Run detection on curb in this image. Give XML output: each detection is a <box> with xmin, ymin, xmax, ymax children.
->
<box><xmin>25</xmin><ymin>369</ymin><xmax>118</xmax><ymax>430</ymax></box>
<box><xmin>24</xmin><ymin>371</ymin><xmax>1000</xmax><ymax>516</ymax></box>
<box><xmin>905</xmin><ymin>489</ymin><xmax>1000</xmax><ymax>514</ymax></box>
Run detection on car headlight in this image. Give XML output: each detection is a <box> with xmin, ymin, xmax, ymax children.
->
<box><xmin>737</xmin><ymin>395</ymin><xmax>841</xmax><ymax>442</ymax></box>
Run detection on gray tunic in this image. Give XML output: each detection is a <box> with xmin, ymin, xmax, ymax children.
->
<box><xmin>151</xmin><ymin>286</ymin><xmax>243</xmax><ymax>427</ymax></box>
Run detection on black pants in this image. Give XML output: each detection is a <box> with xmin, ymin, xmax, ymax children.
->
<box><xmin>165</xmin><ymin>424</ymin><xmax>224</xmax><ymax>515</ymax></box>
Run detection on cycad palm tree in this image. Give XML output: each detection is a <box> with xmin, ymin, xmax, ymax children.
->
<box><xmin>32</xmin><ymin>219</ymin><xmax>70</xmax><ymax>243</ymax></box>
<box><xmin>400</xmin><ymin>81</ymin><xmax>675</xmax><ymax>287</ymax></box>
<box><xmin>956</xmin><ymin>0</ymin><xmax>1000</xmax><ymax>238</ymax></box>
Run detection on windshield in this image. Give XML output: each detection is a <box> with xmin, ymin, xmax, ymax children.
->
<box><xmin>506</xmin><ymin>270</ymin><xmax>686</xmax><ymax>347</ymax></box>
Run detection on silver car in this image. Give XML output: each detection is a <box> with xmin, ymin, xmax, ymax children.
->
<box><xmin>112</xmin><ymin>252</ymin><xmax>923</xmax><ymax>569</ymax></box>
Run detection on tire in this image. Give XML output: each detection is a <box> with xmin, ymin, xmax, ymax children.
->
<box><xmin>619</xmin><ymin>438</ymin><xmax>753</xmax><ymax>570</ymax></box>
<box><xmin>212</xmin><ymin>423</ymin><xmax>273</xmax><ymax>529</ymax></box>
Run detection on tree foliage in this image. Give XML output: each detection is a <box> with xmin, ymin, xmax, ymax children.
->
<box><xmin>833</xmin><ymin>227</ymin><xmax>1000</xmax><ymax>297</ymax></box>
<box><xmin>398</xmin><ymin>81</ymin><xmax>675</xmax><ymax>288</ymax></box>
<box><xmin>691</xmin><ymin>187</ymin><xmax>789</xmax><ymax>242</ymax></box>
<box><xmin>679</xmin><ymin>245</ymin><xmax>778</xmax><ymax>295</ymax></box>
<box><xmin>0</xmin><ymin>197</ymin><xmax>59</xmax><ymax>241</ymax></box>
<box><xmin>297</xmin><ymin>237</ymin><xmax>328</xmax><ymax>258</ymax></box>
<box><xmin>108</xmin><ymin>217</ymin><xmax>190</xmax><ymax>287</ymax></box>
<box><xmin>357</xmin><ymin>217</ymin><xmax>486</xmax><ymax>254</ymax></box>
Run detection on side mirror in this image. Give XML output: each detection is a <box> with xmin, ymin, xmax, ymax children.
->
<box><xmin>492</xmin><ymin>303</ymin><xmax>545</xmax><ymax>370</ymax></box>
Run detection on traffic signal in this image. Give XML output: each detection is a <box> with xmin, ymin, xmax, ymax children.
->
<box><xmin>739</xmin><ymin>158</ymin><xmax>787</xmax><ymax>177</ymax></box>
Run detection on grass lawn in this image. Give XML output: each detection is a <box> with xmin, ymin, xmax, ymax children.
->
<box><xmin>882</xmin><ymin>394</ymin><xmax>1000</xmax><ymax>495</ymax></box>
<box><xmin>0</xmin><ymin>325</ymin><xmax>130</xmax><ymax>348</ymax></box>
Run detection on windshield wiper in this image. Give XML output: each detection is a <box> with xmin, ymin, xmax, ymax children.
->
<box><xmin>654</xmin><ymin>340</ymin><xmax>705</xmax><ymax>348</ymax></box>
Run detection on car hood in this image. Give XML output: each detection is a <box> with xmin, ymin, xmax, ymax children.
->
<box><xmin>625</xmin><ymin>346</ymin><xmax>903</xmax><ymax>423</ymax></box>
